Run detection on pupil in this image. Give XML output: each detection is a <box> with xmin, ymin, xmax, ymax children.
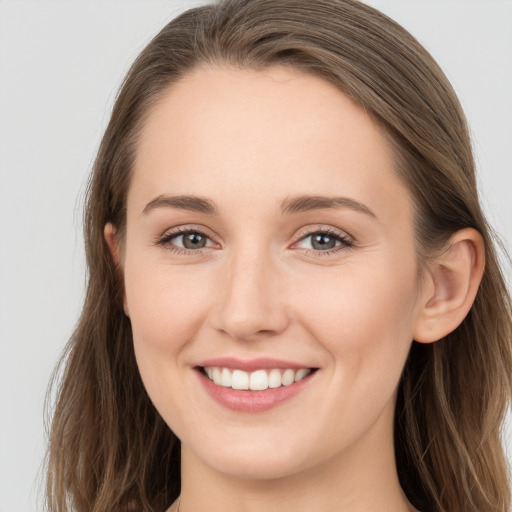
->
<box><xmin>312</xmin><ymin>233</ymin><xmax>336</xmax><ymax>250</ymax></box>
<box><xmin>183</xmin><ymin>233</ymin><xmax>206</xmax><ymax>249</ymax></box>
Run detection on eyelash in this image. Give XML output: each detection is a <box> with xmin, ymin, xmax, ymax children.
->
<box><xmin>155</xmin><ymin>226</ymin><xmax>354</xmax><ymax>258</ymax></box>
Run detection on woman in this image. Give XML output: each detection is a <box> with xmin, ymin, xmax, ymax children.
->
<box><xmin>45</xmin><ymin>1</ymin><xmax>512</xmax><ymax>511</ymax></box>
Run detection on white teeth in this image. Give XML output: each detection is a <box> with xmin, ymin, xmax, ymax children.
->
<box><xmin>204</xmin><ymin>366</ymin><xmax>312</xmax><ymax>390</ymax></box>
<box><xmin>212</xmin><ymin>367</ymin><xmax>222</xmax><ymax>385</ymax></box>
<box><xmin>249</xmin><ymin>370</ymin><xmax>268</xmax><ymax>391</ymax></box>
<box><xmin>221</xmin><ymin>368</ymin><xmax>232</xmax><ymax>387</ymax></box>
<box><xmin>232</xmin><ymin>369</ymin><xmax>249</xmax><ymax>390</ymax></box>
<box><xmin>294</xmin><ymin>368</ymin><xmax>310</xmax><ymax>382</ymax></box>
<box><xmin>281</xmin><ymin>369</ymin><xmax>295</xmax><ymax>386</ymax></box>
<box><xmin>268</xmin><ymin>368</ymin><xmax>282</xmax><ymax>388</ymax></box>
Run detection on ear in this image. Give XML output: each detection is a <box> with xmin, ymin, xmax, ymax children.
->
<box><xmin>104</xmin><ymin>223</ymin><xmax>129</xmax><ymax>317</ymax></box>
<box><xmin>413</xmin><ymin>228</ymin><xmax>485</xmax><ymax>343</ymax></box>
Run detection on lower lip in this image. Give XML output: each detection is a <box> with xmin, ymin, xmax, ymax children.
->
<box><xmin>196</xmin><ymin>369</ymin><xmax>316</xmax><ymax>413</ymax></box>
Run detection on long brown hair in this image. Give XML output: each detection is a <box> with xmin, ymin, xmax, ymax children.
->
<box><xmin>45</xmin><ymin>1</ymin><xmax>512</xmax><ymax>511</ymax></box>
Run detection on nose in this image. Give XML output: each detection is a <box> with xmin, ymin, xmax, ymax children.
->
<box><xmin>212</xmin><ymin>245</ymin><xmax>290</xmax><ymax>342</ymax></box>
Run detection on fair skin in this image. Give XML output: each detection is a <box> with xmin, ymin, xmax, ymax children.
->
<box><xmin>105</xmin><ymin>65</ymin><xmax>484</xmax><ymax>512</ymax></box>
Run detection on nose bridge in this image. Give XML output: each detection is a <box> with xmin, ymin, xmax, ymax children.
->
<box><xmin>213</xmin><ymin>240</ymin><xmax>289</xmax><ymax>341</ymax></box>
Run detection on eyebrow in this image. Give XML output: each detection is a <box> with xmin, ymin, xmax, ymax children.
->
<box><xmin>142</xmin><ymin>194</ymin><xmax>377</xmax><ymax>218</ymax></box>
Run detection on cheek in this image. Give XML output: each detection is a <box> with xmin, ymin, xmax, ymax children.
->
<box><xmin>292</xmin><ymin>254</ymin><xmax>419</xmax><ymax>408</ymax></box>
<box><xmin>296</xmin><ymin>263</ymin><xmax>418</xmax><ymax>345</ymax></box>
<box><xmin>123</xmin><ymin>256</ymin><xmax>217</xmax><ymax>417</ymax></box>
<box><xmin>123</xmin><ymin>252</ymin><xmax>216</xmax><ymax>358</ymax></box>
<box><xmin>287</xmin><ymin>259</ymin><xmax>419</xmax><ymax>444</ymax></box>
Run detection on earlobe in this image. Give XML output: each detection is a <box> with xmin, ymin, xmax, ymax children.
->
<box><xmin>413</xmin><ymin>228</ymin><xmax>485</xmax><ymax>343</ymax></box>
<box><xmin>104</xmin><ymin>223</ymin><xmax>130</xmax><ymax>317</ymax></box>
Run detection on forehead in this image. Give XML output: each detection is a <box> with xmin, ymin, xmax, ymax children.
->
<box><xmin>129</xmin><ymin>65</ymin><xmax>412</xmax><ymax>225</ymax></box>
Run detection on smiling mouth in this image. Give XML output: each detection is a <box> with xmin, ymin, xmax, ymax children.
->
<box><xmin>199</xmin><ymin>366</ymin><xmax>317</xmax><ymax>391</ymax></box>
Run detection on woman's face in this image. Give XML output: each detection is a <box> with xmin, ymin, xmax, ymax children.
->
<box><xmin>119</xmin><ymin>66</ymin><xmax>427</xmax><ymax>479</ymax></box>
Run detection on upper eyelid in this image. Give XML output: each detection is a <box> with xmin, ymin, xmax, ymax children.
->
<box><xmin>294</xmin><ymin>225</ymin><xmax>352</xmax><ymax>241</ymax></box>
<box><xmin>160</xmin><ymin>224</ymin><xmax>218</xmax><ymax>240</ymax></box>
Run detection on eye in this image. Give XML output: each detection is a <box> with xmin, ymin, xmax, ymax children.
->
<box><xmin>155</xmin><ymin>226</ymin><xmax>354</xmax><ymax>257</ymax></box>
<box><xmin>294</xmin><ymin>229</ymin><xmax>353</xmax><ymax>256</ymax></box>
<box><xmin>156</xmin><ymin>228</ymin><xmax>217</xmax><ymax>255</ymax></box>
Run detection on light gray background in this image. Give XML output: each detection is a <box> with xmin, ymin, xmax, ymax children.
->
<box><xmin>1</xmin><ymin>1</ymin><xmax>511</xmax><ymax>511</ymax></box>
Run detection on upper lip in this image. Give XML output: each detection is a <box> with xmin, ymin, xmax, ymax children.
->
<box><xmin>196</xmin><ymin>357</ymin><xmax>315</xmax><ymax>372</ymax></box>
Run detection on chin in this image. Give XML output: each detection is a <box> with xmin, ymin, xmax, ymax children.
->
<box><xmin>185</xmin><ymin>433</ymin><xmax>318</xmax><ymax>481</ymax></box>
